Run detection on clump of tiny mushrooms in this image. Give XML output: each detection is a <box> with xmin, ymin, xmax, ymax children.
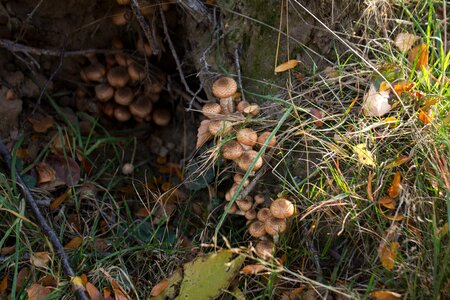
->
<box><xmin>76</xmin><ymin>37</ymin><xmax>171</xmax><ymax>126</ymax></box>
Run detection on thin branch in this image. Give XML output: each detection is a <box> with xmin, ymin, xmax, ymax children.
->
<box><xmin>129</xmin><ymin>0</ymin><xmax>160</xmax><ymax>55</ymax></box>
<box><xmin>234</xmin><ymin>47</ymin><xmax>246</xmax><ymax>102</ymax></box>
<box><xmin>0</xmin><ymin>139</ymin><xmax>88</xmax><ymax>300</ymax></box>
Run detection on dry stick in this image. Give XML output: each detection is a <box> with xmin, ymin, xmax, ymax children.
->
<box><xmin>0</xmin><ymin>139</ymin><xmax>88</xmax><ymax>300</ymax></box>
<box><xmin>129</xmin><ymin>0</ymin><xmax>160</xmax><ymax>55</ymax></box>
<box><xmin>234</xmin><ymin>47</ymin><xmax>246</xmax><ymax>102</ymax></box>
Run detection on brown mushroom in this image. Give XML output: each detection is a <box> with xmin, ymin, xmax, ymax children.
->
<box><xmin>114</xmin><ymin>87</ymin><xmax>134</xmax><ymax>106</ymax></box>
<box><xmin>128</xmin><ymin>62</ymin><xmax>146</xmax><ymax>81</ymax></box>
<box><xmin>115</xmin><ymin>53</ymin><xmax>132</xmax><ymax>67</ymax></box>
<box><xmin>236</xmin><ymin>128</ymin><xmax>258</xmax><ymax>147</ymax></box>
<box><xmin>257</xmin><ymin>132</ymin><xmax>277</xmax><ymax>148</ymax></box>
<box><xmin>208</xmin><ymin>120</ymin><xmax>233</xmax><ymax>136</ymax></box>
<box><xmin>81</xmin><ymin>63</ymin><xmax>106</xmax><ymax>82</ymax></box>
<box><xmin>111</xmin><ymin>7</ymin><xmax>129</xmax><ymax>26</ymax></box>
<box><xmin>107</xmin><ymin>66</ymin><xmax>130</xmax><ymax>88</ymax></box>
<box><xmin>243</xmin><ymin>103</ymin><xmax>261</xmax><ymax>116</ymax></box>
<box><xmin>226</xmin><ymin>203</ymin><xmax>238</xmax><ymax>214</ymax></box>
<box><xmin>236</xmin><ymin>150</ymin><xmax>263</xmax><ymax>172</ymax></box>
<box><xmin>245</xmin><ymin>209</ymin><xmax>257</xmax><ymax>220</ymax></box>
<box><xmin>111</xmin><ymin>37</ymin><xmax>124</xmax><ymax>49</ymax></box>
<box><xmin>233</xmin><ymin>174</ymin><xmax>249</xmax><ymax>187</ymax></box>
<box><xmin>237</xmin><ymin>100</ymin><xmax>250</xmax><ymax>113</ymax></box>
<box><xmin>136</xmin><ymin>39</ymin><xmax>153</xmax><ymax>56</ymax></box>
<box><xmin>221</xmin><ymin>140</ymin><xmax>244</xmax><ymax>160</ymax></box>
<box><xmin>114</xmin><ymin>106</ymin><xmax>131</xmax><ymax>122</ymax></box>
<box><xmin>270</xmin><ymin>198</ymin><xmax>294</xmax><ymax>219</ymax></box>
<box><xmin>202</xmin><ymin>102</ymin><xmax>222</xmax><ymax>119</ymax></box>
<box><xmin>257</xmin><ymin>208</ymin><xmax>272</xmax><ymax>222</ymax></box>
<box><xmin>255</xmin><ymin>240</ymin><xmax>275</xmax><ymax>260</ymax></box>
<box><xmin>102</xmin><ymin>102</ymin><xmax>116</xmax><ymax>118</ymax></box>
<box><xmin>148</xmin><ymin>93</ymin><xmax>160</xmax><ymax>103</ymax></box>
<box><xmin>264</xmin><ymin>216</ymin><xmax>287</xmax><ymax>236</ymax></box>
<box><xmin>248</xmin><ymin>221</ymin><xmax>266</xmax><ymax>238</ymax></box>
<box><xmin>236</xmin><ymin>198</ymin><xmax>253</xmax><ymax>212</ymax></box>
<box><xmin>212</xmin><ymin>77</ymin><xmax>238</xmax><ymax>114</ymax></box>
<box><xmin>95</xmin><ymin>83</ymin><xmax>114</xmax><ymax>102</ymax></box>
<box><xmin>116</xmin><ymin>0</ymin><xmax>130</xmax><ymax>4</ymax></box>
<box><xmin>152</xmin><ymin>108</ymin><xmax>171</xmax><ymax>126</ymax></box>
<box><xmin>129</xmin><ymin>96</ymin><xmax>153</xmax><ymax>119</ymax></box>
<box><xmin>254</xmin><ymin>194</ymin><xmax>265</xmax><ymax>205</ymax></box>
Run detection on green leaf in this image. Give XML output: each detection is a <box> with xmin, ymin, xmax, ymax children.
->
<box><xmin>150</xmin><ymin>250</ymin><xmax>245</xmax><ymax>300</ymax></box>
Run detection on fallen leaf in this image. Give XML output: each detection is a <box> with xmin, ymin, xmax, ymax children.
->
<box><xmin>35</xmin><ymin>162</ymin><xmax>56</xmax><ymax>184</ymax></box>
<box><xmin>353</xmin><ymin>143</ymin><xmax>376</xmax><ymax>167</ymax></box>
<box><xmin>15</xmin><ymin>268</ymin><xmax>30</xmax><ymax>292</ymax></box>
<box><xmin>64</xmin><ymin>236</ymin><xmax>83</xmax><ymax>250</ymax></box>
<box><xmin>86</xmin><ymin>282</ymin><xmax>101</xmax><ymax>300</ymax></box>
<box><xmin>378</xmin><ymin>241</ymin><xmax>399</xmax><ymax>271</ymax></box>
<box><xmin>111</xmin><ymin>280</ymin><xmax>129</xmax><ymax>300</ymax></box>
<box><xmin>370</xmin><ymin>290</ymin><xmax>401</xmax><ymax>300</ymax></box>
<box><xmin>310</xmin><ymin>108</ymin><xmax>324</xmax><ymax>127</ymax></box>
<box><xmin>30</xmin><ymin>252</ymin><xmax>50</xmax><ymax>269</ymax></box>
<box><xmin>135</xmin><ymin>207</ymin><xmax>151</xmax><ymax>218</ymax></box>
<box><xmin>196</xmin><ymin>119</ymin><xmax>213</xmax><ymax>149</ymax></box>
<box><xmin>385</xmin><ymin>156</ymin><xmax>410</xmax><ymax>169</ymax></box>
<box><xmin>418</xmin><ymin>110</ymin><xmax>433</xmax><ymax>124</ymax></box>
<box><xmin>27</xmin><ymin>283</ymin><xmax>51</xmax><ymax>300</ymax></box>
<box><xmin>392</xmin><ymin>81</ymin><xmax>414</xmax><ymax>93</ymax></box>
<box><xmin>0</xmin><ymin>246</ymin><xmax>15</xmax><ymax>255</ymax></box>
<box><xmin>240</xmin><ymin>264</ymin><xmax>266</xmax><ymax>275</ymax></box>
<box><xmin>46</xmin><ymin>155</ymin><xmax>81</xmax><ymax>187</ymax></box>
<box><xmin>150</xmin><ymin>279</ymin><xmax>170</xmax><ymax>297</ymax></box>
<box><xmin>408</xmin><ymin>43</ymin><xmax>428</xmax><ymax>70</ymax></box>
<box><xmin>383</xmin><ymin>213</ymin><xmax>404</xmax><ymax>221</ymax></box>
<box><xmin>50</xmin><ymin>189</ymin><xmax>72</xmax><ymax>211</ymax></box>
<box><xmin>394</xmin><ymin>32</ymin><xmax>419</xmax><ymax>52</ymax></box>
<box><xmin>367</xmin><ymin>171</ymin><xmax>374</xmax><ymax>201</ymax></box>
<box><xmin>362</xmin><ymin>85</ymin><xmax>392</xmax><ymax>117</ymax></box>
<box><xmin>39</xmin><ymin>275</ymin><xmax>57</xmax><ymax>287</ymax></box>
<box><xmin>0</xmin><ymin>275</ymin><xmax>7</xmax><ymax>293</ymax></box>
<box><xmin>383</xmin><ymin>117</ymin><xmax>398</xmax><ymax>128</ymax></box>
<box><xmin>28</xmin><ymin>115</ymin><xmax>54</xmax><ymax>133</ymax></box>
<box><xmin>275</xmin><ymin>59</ymin><xmax>299</xmax><ymax>73</ymax></box>
<box><xmin>104</xmin><ymin>287</ymin><xmax>112</xmax><ymax>299</ymax></box>
<box><xmin>379</xmin><ymin>196</ymin><xmax>396</xmax><ymax>209</ymax></box>
<box><xmin>388</xmin><ymin>172</ymin><xmax>402</xmax><ymax>198</ymax></box>
<box><xmin>420</xmin><ymin>97</ymin><xmax>438</xmax><ymax>111</ymax></box>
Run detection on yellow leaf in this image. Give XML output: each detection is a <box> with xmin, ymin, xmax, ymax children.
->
<box><xmin>150</xmin><ymin>279</ymin><xmax>170</xmax><ymax>297</ymax></box>
<box><xmin>370</xmin><ymin>290</ymin><xmax>401</xmax><ymax>300</ymax></box>
<box><xmin>378</xmin><ymin>241</ymin><xmax>399</xmax><ymax>271</ymax></box>
<box><xmin>408</xmin><ymin>43</ymin><xmax>428</xmax><ymax>70</ymax></box>
<box><xmin>383</xmin><ymin>117</ymin><xmax>398</xmax><ymax>128</ymax></box>
<box><xmin>30</xmin><ymin>252</ymin><xmax>50</xmax><ymax>269</ymax></box>
<box><xmin>388</xmin><ymin>172</ymin><xmax>402</xmax><ymax>198</ymax></box>
<box><xmin>71</xmin><ymin>276</ymin><xmax>84</xmax><ymax>288</ymax></box>
<box><xmin>240</xmin><ymin>264</ymin><xmax>266</xmax><ymax>275</ymax></box>
<box><xmin>274</xmin><ymin>59</ymin><xmax>299</xmax><ymax>73</ymax></box>
<box><xmin>383</xmin><ymin>213</ymin><xmax>404</xmax><ymax>221</ymax></box>
<box><xmin>353</xmin><ymin>144</ymin><xmax>376</xmax><ymax>167</ymax></box>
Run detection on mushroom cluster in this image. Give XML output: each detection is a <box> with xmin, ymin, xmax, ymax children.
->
<box><xmin>111</xmin><ymin>0</ymin><xmax>171</xmax><ymax>27</ymax></box>
<box><xmin>77</xmin><ymin>37</ymin><xmax>171</xmax><ymax>126</ymax></box>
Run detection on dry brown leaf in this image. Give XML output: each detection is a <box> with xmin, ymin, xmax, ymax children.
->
<box><xmin>394</xmin><ymin>32</ymin><xmax>419</xmax><ymax>52</ymax></box>
<box><xmin>28</xmin><ymin>115</ymin><xmax>54</xmax><ymax>133</ymax></box>
<box><xmin>27</xmin><ymin>283</ymin><xmax>51</xmax><ymax>300</ymax></box>
<box><xmin>0</xmin><ymin>246</ymin><xmax>15</xmax><ymax>255</ymax></box>
<box><xmin>196</xmin><ymin>119</ymin><xmax>213</xmax><ymax>149</ymax></box>
<box><xmin>379</xmin><ymin>196</ymin><xmax>396</xmax><ymax>210</ymax></box>
<box><xmin>135</xmin><ymin>207</ymin><xmax>151</xmax><ymax>218</ymax></box>
<box><xmin>378</xmin><ymin>241</ymin><xmax>399</xmax><ymax>271</ymax></box>
<box><xmin>50</xmin><ymin>189</ymin><xmax>72</xmax><ymax>211</ymax></box>
<box><xmin>310</xmin><ymin>108</ymin><xmax>324</xmax><ymax>127</ymax></box>
<box><xmin>150</xmin><ymin>278</ymin><xmax>170</xmax><ymax>297</ymax></box>
<box><xmin>36</xmin><ymin>162</ymin><xmax>56</xmax><ymax>184</ymax></box>
<box><xmin>86</xmin><ymin>282</ymin><xmax>101</xmax><ymax>300</ymax></box>
<box><xmin>39</xmin><ymin>275</ymin><xmax>57</xmax><ymax>287</ymax></box>
<box><xmin>15</xmin><ymin>268</ymin><xmax>30</xmax><ymax>292</ymax></box>
<box><xmin>64</xmin><ymin>236</ymin><xmax>83</xmax><ymax>250</ymax></box>
<box><xmin>367</xmin><ymin>171</ymin><xmax>374</xmax><ymax>201</ymax></box>
<box><xmin>104</xmin><ymin>287</ymin><xmax>112</xmax><ymax>299</ymax></box>
<box><xmin>111</xmin><ymin>280</ymin><xmax>129</xmax><ymax>300</ymax></box>
<box><xmin>385</xmin><ymin>156</ymin><xmax>410</xmax><ymax>169</ymax></box>
<box><xmin>370</xmin><ymin>290</ymin><xmax>401</xmax><ymax>300</ymax></box>
<box><xmin>0</xmin><ymin>275</ymin><xmax>7</xmax><ymax>293</ymax></box>
<box><xmin>418</xmin><ymin>110</ymin><xmax>433</xmax><ymax>124</ymax></box>
<box><xmin>388</xmin><ymin>172</ymin><xmax>402</xmax><ymax>198</ymax></box>
<box><xmin>408</xmin><ymin>43</ymin><xmax>428</xmax><ymax>70</ymax></box>
<box><xmin>240</xmin><ymin>264</ymin><xmax>266</xmax><ymax>275</ymax></box>
<box><xmin>275</xmin><ymin>59</ymin><xmax>299</xmax><ymax>73</ymax></box>
<box><xmin>30</xmin><ymin>252</ymin><xmax>50</xmax><ymax>269</ymax></box>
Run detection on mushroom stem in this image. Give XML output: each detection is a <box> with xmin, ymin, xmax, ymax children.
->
<box><xmin>219</xmin><ymin>97</ymin><xmax>234</xmax><ymax>114</ymax></box>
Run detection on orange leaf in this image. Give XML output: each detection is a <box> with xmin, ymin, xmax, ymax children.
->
<box><xmin>420</xmin><ymin>97</ymin><xmax>438</xmax><ymax>111</ymax></box>
<box><xmin>408</xmin><ymin>43</ymin><xmax>428</xmax><ymax>70</ymax></box>
<box><xmin>0</xmin><ymin>275</ymin><xmax>7</xmax><ymax>293</ymax></box>
<box><xmin>388</xmin><ymin>172</ymin><xmax>402</xmax><ymax>198</ymax></box>
<box><xmin>240</xmin><ymin>264</ymin><xmax>266</xmax><ymax>275</ymax></box>
<box><xmin>274</xmin><ymin>59</ymin><xmax>299</xmax><ymax>73</ymax></box>
<box><xmin>370</xmin><ymin>290</ymin><xmax>401</xmax><ymax>300</ymax></box>
<box><xmin>385</xmin><ymin>156</ymin><xmax>410</xmax><ymax>169</ymax></box>
<box><xmin>50</xmin><ymin>189</ymin><xmax>72</xmax><ymax>211</ymax></box>
<box><xmin>418</xmin><ymin>111</ymin><xmax>433</xmax><ymax>124</ymax></box>
<box><xmin>378</xmin><ymin>241</ymin><xmax>399</xmax><ymax>271</ymax></box>
<box><xmin>64</xmin><ymin>236</ymin><xmax>83</xmax><ymax>250</ymax></box>
<box><xmin>150</xmin><ymin>279</ymin><xmax>170</xmax><ymax>297</ymax></box>
<box><xmin>367</xmin><ymin>171</ymin><xmax>374</xmax><ymax>201</ymax></box>
<box><xmin>30</xmin><ymin>252</ymin><xmax>50</xmax><ymax>268</ymax></box>
<box><xmin>36</xmin><ymin>162</ymin><xmax>56</xmax><ymax>184</ymax></box>
<box><xmin>383</xmin><ymin>213</ymin><xmax>404</xmax><ymax>221</ymax></box>
<box><xmin>79</xmin><ymin>274</ymin><xmax>88</xmax><ymax>286</ymax></box>
<box><xmin>196</xmin><ymin>119</ymin><xmax>213</xmax><ymax>149</ymax></box>
<box><xmin>379</xmin><ymin>196</ymin><xmax>396</xmax><ymax>209</ymax></box>
<box><xmin>111</xmin><ymin>280</ymin><xmax>129</xmax><ymax>300</ymax></box>
<box><xmin>39</xmin><ymin>275</ymin><xmax>57</xmax><ymax>287</ymax></box>
<box><xmin>28</xmin><ymin>115</ymin><xmax>54</xmax><ymax>133</ymax></box>
<box><xmin>104</xmin><ymin>287</ymin><xmax>112</xmax><ymax>299</ymax></box>
<box><xmin>27</xmin><ymin>283</ymin><xmax>51</xmax><ymax>300</ymax></box>
<box><xmin>86</xmin><ymin>282</ymin><xmax>101</xmax><ymax>300</ymax></box>
<box><xmin>392</xmin><ymin>81</ymin><xmax>414</xmax><ymax>93</ymax></box>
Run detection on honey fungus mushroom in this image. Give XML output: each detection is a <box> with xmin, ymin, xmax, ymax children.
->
<box><xmin>212</xmin><ymin>77</ymin><xmax>238</xmax><ymax>114</ymax></box>
<box><xmin>114</xmin><ymin>87</ymin><xmax>134</xmax><ymax>106</ymax></box>
<box><xmin>257</xmin><ymin>131</ymin><xmax>277</xmax><ymax>148</ymax></box>
<box><xmin>107</xmin><ymin>66</ymin><xmax>130</xmax><ymax>88</ymax></box>
<box><xmin>236</xmin><ymin>150</ymin><xmax>263</xmax><ymax>172</ymax></box>
<box><xmin>270</xmin><ymin>198</ymin><xmax>295</xmax><ymax>219</ymax></box>
<box><xmin>129</xmin><ymin>96</ymin><xmax>153</xmax><ymax>119</ymax></box>
<box><xmin>264</xmin><ymin>216</ymin><xmax>287</xmax><ymax>236</ymax></box>
<box><xmin>236</xmin><ymin>128</ymin><xmax>258</xmax><ymax>147</ymax></box>
<box><xmin>208</xmin><ymin>120</ymin><xmax>233</xmax><ymax>136</ymax></box>
<box><xmin>152</xmin><ymin>108</ymin><xmax>171</xmax><ymax>126</ymax></box>
<box><xmin>114</xmin><ymin>106</ymin><xmax>131</xmax><ymax>122</ymax></box>
<box><xmin>221</xmin><ymin>140</ymin><xmax>244</xmax><ymax>160</ymax></box>
<box><xmin>95</xmin><ymin>83</ymin><xmax>114</xmax><ymax>102</ymax></box>
<box><xmin>255</xmin><ymin>240</ymin><xmax>275</xmax><ymax>260</ymax></box>
<box><xmin>202</xmin><ymin>102</ymin><xmax>222</xmax><ymax>119</ymax></box>
<box><xmin>81</xmin><ymin>63</ymin><xmax>106</xmax><ymax>82</ymax></box>
<box><xmin>248</xmin><ymin>221</ymin><xmax>266</xmax><ymax>238</ymax></box>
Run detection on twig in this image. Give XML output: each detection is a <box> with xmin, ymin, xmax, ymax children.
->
<box><xmin>0</xmin><ymin>139</ymin><xmax>88</xmax><ymax>300</ymax></box>
<box><xmin>129</xmin><ymin>0</ymin><xmax>160</xmax><ymax>55</ymax></box>
<box><xmin>0</xmin><ymin>39</ymin><xmax>123</xmax><ymax>57</ymax></box>
<box><xmin>178</xmin><ymin>0</ymin><xmax>213</xmax><ymax>23</ymax></box>
<box><xmin>234</xmin><ymin>47</ymin><xmax>246</xmax><ymax>102</ymax></box>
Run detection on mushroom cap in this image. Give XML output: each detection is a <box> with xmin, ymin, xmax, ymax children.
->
<box><xmin>233</xmin><ymin>173</ymin><xmax>249</xmax><ymax>187</ymax></box>
<box><xmin>146</xmin><ymin>82</ymin><xmax>163</xmax><ymax>94</ymax></box>
<box><xmin>254</xmin><ymin>194</ymin><xmax>265</xmax><ymax>205</ymax></box>
<box><xmin>115</xmin><ymin>53</ymin><xmax>132</xmax><ymax>67</ymax></box>
<box><xmin>102</xmin><ymin>102</ymin><xmax>116</xmax><ymax>118</ymax></box>
<box><xmin>236</xmin><ymin>128</ymin><xmax>258</xmax><ymax>147</ymax></box>
<box><xmin>257</xmin><ymin>207</ymin><xmax>272</xmax><ymax>222</ymax></box>
<box><xmin>255</xmin><ymin>240</ymin><xmax>275</xmax><ymax>260</ymax></box>
<box><xmin>122</xmin><ymin>162</ymin><xmax>134</xmax><ymax>175</ymax></box>
<box><xmin>237</xmin><ymin>100</ymin><xmax>250</xmax><ymax>113</ymax></box>
<box><xmin>221</xmin><ymin>140</ymin><xmax>244</xmax><ymax>160</ymax></box>
<box><xmin>270</xmin><ymin>198</ymin><xmax>294</xmax><ymax>219</ymax></box>
<box><xmin>236</xmin><ymin>150</ymin><xmax>263</xmax><ymax>172</ymax></box>
<box><xmin>111</xmin><ymin>37</ymin><xmax>124</xmax><ymax>49</ymax></box>
<box><xmin>264</xmin><ymin>216</ymin><xmax>287</xmax><ymax>236</ymax></box>
<box><xmin>148</xmin><ymin>93</ymin><xmax>160</xmax><ymax>103</ymax></box>
<box><xmin>114</xmin><ymin>87</ymin><xmax>134</xmax><ymax>106</ymax></box>
<box><xmin>129</xmin><ymin>96</ymin><xmax>153</xmax><ymax>119</ymax></box>
<box><xmin>107</xmin><ymin>66</ymin><xmax>130</xmax><ymax>88</ymax></box>
<box><xmin>212</xmin><ymin>77</ymin><xmax>238</xmax><ymax>99</ymax></box>
<box><xmin>236</xmin><ymin>198</ymin><xmax>253</xmax><ymax>212</ymax></box>
<box><xmin>257</xmin><ymin>132</ymin><xmax>277</xmax><ymax>148</ymax></box>
<box><xmin>114</xmin><ymin>106</ymin><xmax>131</xmax><ymax>122</ymax></box>
<box><xmin>95</xmin><ymin>83</ymin><xmax>114</xmax><ymax>102</ymax></box>
<box><xmin>111</xmin><ymin>7</ymin><xmax>129</xmax><ymax>26</ymax></box>
<box><xmin>136</xmin><ymin>39</ymin><xmax>153</xmax><ymax>56</ymax></box>
<box><xmin>208</xmin><ymin>120</ymin><xmax>233</xmax><ymax>136</ymax></box>
<box><xmin>82</xmin><ymin>63</ymin><xmax>106</xmax><ymax>82</ymax></box>
<box><xmin>116</xmin><ymin>0</ymin><xmax>130</xmax><ymax>5</ymax></box>
<box><xmin>128</xmin><ymin>62</ymin><xmax>146</xmax><ymax>81</ymax></box>
<box><xmin>245</xmin><ymin>209</ymin><xmax>257</xmax><ymax>220</ymax></box>
<box><xmin>202</xmin><ymin>102</ymin><xmax>222</xmax><ymax>118</ymax></box>
<box><xmin>248</xmin><ymin>221</ymin><xmax>266</xmax><ymax>238</ymax></box>
<box><xmin>243</xmin><ymin>103</ymin><xmax>261</xmax><ymax>116</ymax></box>
<box><xmin>152</xmin><ymin>108</ymin><xmax>171</xmax><ymax>126</ymax></box>
<box><xmin>226</xmin><ymin>203</ymin><xmax>238</xmax><ymax>214</ymax></box>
